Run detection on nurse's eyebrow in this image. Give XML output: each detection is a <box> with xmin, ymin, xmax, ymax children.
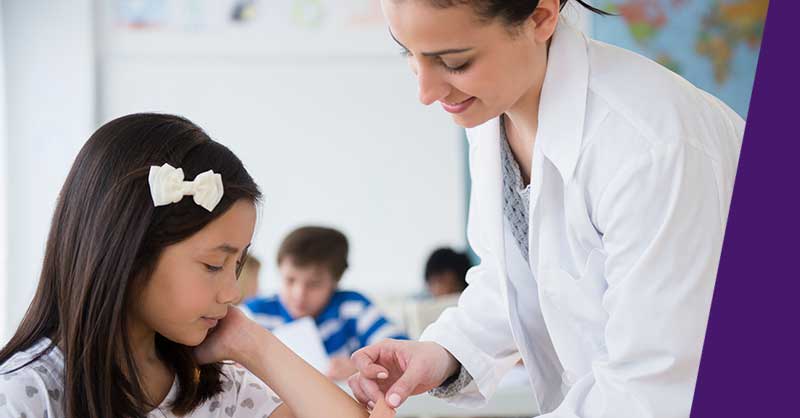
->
<box><xmin>389</xmin><ymin>29</ymin><xmax>473</xmax><ymax>56</ymax></box>
<box><xmin>211</xmin><ymin>244</ymin><xmax>243</xmax><ymax>254</ymax></box>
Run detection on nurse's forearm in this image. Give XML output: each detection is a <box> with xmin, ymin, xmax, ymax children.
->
<box><xmin>239</xmin><ymin>326</ymin><xmax>369</xmax><ymax>418</ymax></box>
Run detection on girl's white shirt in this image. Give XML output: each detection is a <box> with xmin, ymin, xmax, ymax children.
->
<box><xmin>0</xmin><ymin>338</ymin><xmax>283</xmax><ymax>418</ymax></box>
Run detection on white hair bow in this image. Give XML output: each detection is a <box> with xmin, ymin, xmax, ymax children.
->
<box><xmin>148</xmin><ymin>163</ymin><xmax>224</xmax><ymax>212</ymax></box>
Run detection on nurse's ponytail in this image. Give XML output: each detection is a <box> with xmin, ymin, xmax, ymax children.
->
<box><xmin>564</xmin><ymin>1</ymin><xmax>613</xmax><ymax>17</ymax></box>
<box><xmin>423</xmin><ymin>0</ymin><xmax>612</xmax><ymax>28</ymax></box>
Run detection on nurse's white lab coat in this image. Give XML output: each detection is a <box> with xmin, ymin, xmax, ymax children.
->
<box><xmin>419</xmin><ymin>21</ymin><xmax>744</xmax><ymax>418</ymax></box>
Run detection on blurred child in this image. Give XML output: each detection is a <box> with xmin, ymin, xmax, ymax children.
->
<box><xmin>237</xmin><ymin>255</ymin><xmax>262</xmax><ymax>302</ymax></box>
<box><xmin>424</xmin><ymin>248</ymin><xmax>472</xmax><ymax>298</ymax></box>
<box><xmin>244</xmin><ymin>226</ymin><xmax>407</xmax><ymax>381</ymax></box>
<box><xmin>0</xmin><ymin>114</ymin><xmax>369</xmax><ymax>418</ymax></box>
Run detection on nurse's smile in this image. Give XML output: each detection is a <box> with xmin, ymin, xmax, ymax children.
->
<box><xmin>440</xmin><ymin>96</ymin><xmax>476</xmax><ymax>114</ymax></box>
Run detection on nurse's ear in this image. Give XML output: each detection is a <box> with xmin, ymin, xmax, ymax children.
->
<box><xmin>525</xmin><ymin>0</ymin><xmax>560</xmax><ymax>45</ymax></box>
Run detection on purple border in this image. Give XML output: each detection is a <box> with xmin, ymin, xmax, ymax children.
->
<box><xmin>691</xmin><ymin>1</ymin><xmax>800</xmax><ymax>416</ymax></box>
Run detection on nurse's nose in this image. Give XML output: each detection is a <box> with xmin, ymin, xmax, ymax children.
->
<box><xmin>416</xmin><ymin>64</ymin><xmax>449</xmax><ymax>106</ymax></box>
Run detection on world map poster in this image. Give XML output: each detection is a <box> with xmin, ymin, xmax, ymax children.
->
<box><xmin>593</xmin><ymin>0</ymin><xmax>768</xmax><ymax>117</ymax></box>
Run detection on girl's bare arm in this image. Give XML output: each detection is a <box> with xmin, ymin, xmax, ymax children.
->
<box><xmin>239</xmin><ymin>325</ymin><xmax>370</xmax><ymax>418</ymax></box>
<box><xmin>195</xmin><ymin>306</ymin><xmax>370</xmax><ymax>418</ymax></box>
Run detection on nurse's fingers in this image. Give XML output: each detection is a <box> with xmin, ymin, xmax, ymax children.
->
<box><xmin>385</xmin><ymin>361</ymin><xmax>427</xmax><ymax>408</ymax></box>
<box><xmin>348</xmin><ymin>373</ymin><xmax>371</xmax><ymax>407</ymax></box>
<box><xmin>351</xmin><ymin>344</ymin><xmax>390</xmax><ymax>379</ymax></box>
<box><xmin>348</xmin><ymin>372</ymin><xmax>384</xmax><ymax>407</ymax></box>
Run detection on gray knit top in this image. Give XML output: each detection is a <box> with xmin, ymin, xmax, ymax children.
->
<box><xmin>430</xmin><ymin>117</ymin><xmax>532</xmax><ymax>398</ymax></box>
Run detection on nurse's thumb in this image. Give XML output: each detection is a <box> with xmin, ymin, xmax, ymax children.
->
<box><xmin>385</xmin><ymin>366</ymin><xmax>424</xmax><ymax>408</ymax></box>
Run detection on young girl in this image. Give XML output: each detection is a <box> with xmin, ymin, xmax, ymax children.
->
<box><xmin>0</xmin><ymin>113</ymin><xmax>372</xmax><ymax>418</ymax></box>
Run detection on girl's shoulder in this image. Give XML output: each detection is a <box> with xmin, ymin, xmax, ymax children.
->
<box><xmin>218</xmin><ymin>362</ymin><xmax>282</xmax><ymax>405</ymax></box>
<box><xmin>173</xmin><ymin>363</ymin><xmax>283</xmax><ymax>418</ymax></box>
<box><xmin>0</xmin><ymin>339</ymin><xmax>64</xmax><ymax>418</ymax></box>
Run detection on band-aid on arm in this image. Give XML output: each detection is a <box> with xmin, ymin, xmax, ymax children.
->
<box><xmin>368</xmin><ymin>398</ymin><xmax>396</xmax><ymax>418</ymax></box>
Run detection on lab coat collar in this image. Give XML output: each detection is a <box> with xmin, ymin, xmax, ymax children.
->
<box><xmin>536</xmin><ymin>21</ymin><xmax>589</xmax><ymax>184</ymax></box>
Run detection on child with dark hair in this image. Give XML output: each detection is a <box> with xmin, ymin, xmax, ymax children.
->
<box><xmin>244</xmin><ymin>226</ymin><xmax>407</xmax><ymax>381</ymax></box>
<box><xmin>0</xmin><ymin>114</ymin><xmax>370</xmax><ymax>418</ymax></box>
<box><xmin>424</xmin><ymin>248</ymin><xmax>473</xmax><ymax>297</ymax></box>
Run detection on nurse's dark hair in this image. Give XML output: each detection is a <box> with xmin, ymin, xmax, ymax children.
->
<box><xmin>0</xmin><ymin>113</ymin><xmax>261</xmax><ymax>418</ymax></box>
<box><xmin>425</xmin><ymin>0</ymin><xmax>611</xmax><ymax>27</ymax></box>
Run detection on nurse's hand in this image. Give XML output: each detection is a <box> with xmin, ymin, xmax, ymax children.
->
<box><xmin>348</xmin><ymin>339</ymin><xmax>460</xmax><ymax>409</ymax></box>
<box><xmin>326</xmin><ymin>356</ymin><xmax>358</xmax><ymax>381</ymax></box>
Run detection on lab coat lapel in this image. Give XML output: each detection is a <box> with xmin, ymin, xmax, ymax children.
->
<box><xmin>528</xmin><ymin>21</ymin><xmax>590</xmax><ymax>277</ymax></box>
<box><xmin>465</xmin><ymin>118</ymin><xmax>507</xmax><ymax>287</ymax></box>
<box><xmin>468</xmin><ymin>117</ymin><xmax>568</xmax><ymax>412</ymax></box>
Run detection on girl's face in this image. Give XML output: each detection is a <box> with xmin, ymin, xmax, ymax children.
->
<box><xmin>131</xmin><ymin>199</ymin><xmax>257</xmax><ymax>346</ymax></box>
<box><xmin>381</xmin><ymin>0</ymin><xmax>551</xmax><ymax>128</ymax></box>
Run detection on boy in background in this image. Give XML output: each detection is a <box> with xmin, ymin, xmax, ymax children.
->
<box><xmin>244</xmin><ymin>226</ymin><xmax>407</xmax><ymax>381</ymax></box>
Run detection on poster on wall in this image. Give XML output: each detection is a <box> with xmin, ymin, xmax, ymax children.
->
<box><xmin>592</xmin><ymin>0</ymin><xmax>767</xmax><ymax>117</ymax></box>
<box><xmin>106</xmin><ymin>0</ymin><xmax>395</xmax><ymax>56</ymax></box>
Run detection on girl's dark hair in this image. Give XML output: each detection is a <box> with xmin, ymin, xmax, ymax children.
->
<box><xmin>426</xmin><ymin>0</ymin><xmax>611</xmax><ymax>27</ymax></box>
<box><xmin>0</xmin><ymin>113</ymin><xmax>261</xmax><ymax>418</ymax></box>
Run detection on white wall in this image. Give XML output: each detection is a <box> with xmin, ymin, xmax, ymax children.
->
<box><xmin>97</xmin><ymin>1</ymin><xmax>468</xmax><ymax>299</ymax></box>
<box><xmin>0</xmin><ymin>0</ymin><xmax>464</xmax><ymax>345</ymax></box>
<box><xmin>100</xmin><ymin>56</ymin><xmax>466</xmax><ymax>297</ymax></box>
<box><xmin>0</xmin><ymin>0</ymin><xmax>8</xmax><ymax>343</ymax></box>
<box><xmin>1</xmin><ymin>0</ymin><xmax>96</xmax><ymax>343</ymax></box>
<box><xmin>0</xmin><ymin>2</ymin><xmax>592</xmax><ymax>344</ymax></box>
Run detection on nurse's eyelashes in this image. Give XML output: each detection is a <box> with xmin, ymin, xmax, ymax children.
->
<box><xmin>399</xmin><ymin>48</ymin><xmax>472</xmax><ymax>74</ymax></box>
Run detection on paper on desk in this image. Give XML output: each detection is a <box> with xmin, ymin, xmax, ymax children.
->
<box><xmin>272</xmin><ymin>317</ymin><xmax>330</xmax><ymax>373</ymax></box>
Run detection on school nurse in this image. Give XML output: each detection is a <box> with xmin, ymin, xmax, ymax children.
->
<box><xmin>347</xmin><ymin>1</ymin><xmax>745</xmax><ymax>417</ymax></box>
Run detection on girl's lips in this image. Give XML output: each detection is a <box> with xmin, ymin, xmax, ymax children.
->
<box><xmin>440</xmin><ymin>96</ymin><xmax>476</xmax><ymax>114</ymax></box>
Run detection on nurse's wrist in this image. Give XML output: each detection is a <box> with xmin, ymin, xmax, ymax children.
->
<box><xmin>440</xmin><ymin>366</ymin><xmax>462</xmax><ymax>387</ymax></box>
<box><xmin>437</xmin><ymin>344</ymin><xmax>461</xmax><ymax>384</ymax></box>
<box><xmin>430</xmin><ymin>365</ymin><xmax>473</xmax><ymax>399</ymax></box>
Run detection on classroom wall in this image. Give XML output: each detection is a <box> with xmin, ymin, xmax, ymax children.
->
<box><xmin>0</xmin><ymin>0</ymin><xmax>96</xmax><ymax>342</ymax></box>
<box><xmin>0</xmin><ymin>0</ymin><xmax>8</xmax><ymax>343</ymax></box>
<box><xmin>99</xmin><ymin>51</ymin><xmax>467</xmax><ymax>300</ymax></box>
<box><xmin>97</xmin><ymin>2</ymin><xmax>593</xmax><ymax>299</ymax></box>
<box><xmin>0</xmin><ymin>1</ymin><xmax>592</xmax><ymax>344</ymax></box>
<box><xmin>0</xmin><ymin>0</ymin><xmax>468</xmax><ymax>343</ymax></box>
<box><xmin>97</xmin><ymin>1</ymin><xmax>470</xmax><ymax>299</ymax></box>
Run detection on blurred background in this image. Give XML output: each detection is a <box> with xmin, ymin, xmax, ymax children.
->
<box><xmin>0</xmin><ymin>0</ymin><xmax>765</xmax><ymax>347</ymax></box>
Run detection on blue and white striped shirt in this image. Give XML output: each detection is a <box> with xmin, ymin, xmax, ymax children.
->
<box><xmin>244</xmin><ymin>290</ymin><xmax>408</xmax><ymax>358</ymax></box>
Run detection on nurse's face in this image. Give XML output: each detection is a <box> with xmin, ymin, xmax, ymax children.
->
<box><xmin>382</xmin><ymin>0</ymin><xmax>556</xmax><ymax>128</ymax></box>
